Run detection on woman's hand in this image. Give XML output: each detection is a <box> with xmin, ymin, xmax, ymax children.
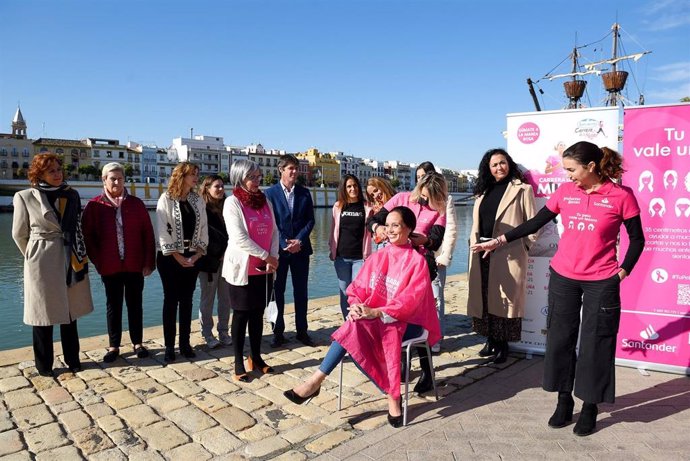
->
<box><xmin>470</xmin><ymin>236</ymin><xmax>506</xmax><ymax>259</ymax></box>
<box><xmin>173</xmin><ymin>253</ymin><xmax>196</xmax><ymax>268</ymax></box>
<box><xmin>265</xmin><ymin>255</ymin><xmax>279</xmax><ymax>273</ymax></box>
<box><xmin>374</xmin><ymin>224</ymin><xmax>388</xmax><ymax>243</ymax></box>
<box><xmin>617</xmin><ymin>269</ymin><xmax>628</xmax><ymax>281</ymax></box>
<box><xmin>347</xmin><ymin>304</ymin><xmax>380</xmax><ymax>321</ymax></box>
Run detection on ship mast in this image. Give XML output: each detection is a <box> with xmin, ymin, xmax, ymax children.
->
<box><xmin>602</xmin><ymin>23</ymin><xmax>627</xmax><ymax>106</ymax></box>
<box><xmin>563</xmin><ymin>47</ymin><xmax>587</xmax><ymax>109</ymax></box>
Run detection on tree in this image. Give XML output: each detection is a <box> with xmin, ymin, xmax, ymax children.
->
<box><xmin>123</xmin><ymin>163</ymin><xmax>134</xmax><ymax>181</ymax></box>
<box><xmin>78</xmin><ymin>165</ymin><xmax>99</xmax><ymax>180</ymax></box>
<box><xmin>296</xmin><ymin>174</ymin><xmax>307</xmax><ymax>187</ymax></box>
<box><xmin>681</xmin><ymin>96</ymin><xmax>690</xmax><ymax>103</ymax></box>
<box><xmin>218</xmin><ymin>172</ymin><xmax>229</xmax><ymax>184</ymax></box>
<box><xmin>264</xmin><ymin>172</ymin><xmax>275</xmax><ymax>186</ymax></box>
<box><xmin>390</xmin><ymin>177</ymin><xmax>401</xmax><ymax>189</ymax></box>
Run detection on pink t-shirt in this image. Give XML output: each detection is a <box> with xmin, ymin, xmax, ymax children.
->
<box><xmin>240</xmin><ymin>202</ymin><xmax>274</xmax><ymax>276</ymax></box>
<box><xmin>383</xmin><ymin>192</ymin><xmax>446</xmax><ymax>237</ymax></box>
<box><xmin>547</xmin><ymin>180</ymin><xmax>640</xmax><ymax>280</ymax></box>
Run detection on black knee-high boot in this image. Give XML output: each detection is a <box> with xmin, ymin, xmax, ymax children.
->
<box><xmin>413</xmin><ymin>347</ymin><xmax>434</xmax><ymax>394</ymax></box>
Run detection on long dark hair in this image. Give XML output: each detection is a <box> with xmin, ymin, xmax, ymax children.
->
<box><xmin>336</xmin><ymin>174</ymin><xmax>364</xmax><ymax>207</ymax></box>
<box><xmin>473</xmin><ymin>148</ymin><xmax>525</xmax><ymax>196</ymax></box>
<box><xmin>563</xmin><ymin>141</ymin><xmax>624</xmax><ymax>180</ymax></box>
<box><xmin>416</xmin><ymin>161</ymin><xmax>436</xmax><ymax>177</ymax></box>
<box><xmin>200</xmin><ymin>174</ymin><xmax>225</xmax><ymax>215</ymax></box>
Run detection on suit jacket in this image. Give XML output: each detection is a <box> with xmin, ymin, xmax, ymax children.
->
<box><xmin>264</xmin><ymin>182</ymin><xmax>315</xmax><ymax>255</ymax></box>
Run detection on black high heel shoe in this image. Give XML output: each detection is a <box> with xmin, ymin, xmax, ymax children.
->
<box><xmin>388</xmin><ymin>396</ymin><xmax>403</xmax><ymax>428</ymax></box>
<box><xmin>573</xmin><ymin>403</ymin><xmax>598</xmax><ymax>436</ymax></box>
<box><xmin>283</xmin><ymin>386</ymin><xmax>320</xmax><ymax>405</ymax></box>
<box><xmin>548</xmin><ymin>391</ymin><xmax>575</xmax><ymax>428</ymax></box>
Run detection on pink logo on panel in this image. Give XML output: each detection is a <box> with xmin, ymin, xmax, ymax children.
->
<box><xmin>517</xmin><ymin>122</ymin><xmax>540</xmax><ymax>144</ymax></box>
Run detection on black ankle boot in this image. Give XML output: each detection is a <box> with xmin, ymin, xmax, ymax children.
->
<box><xmin>492</xmin><ymin>341</ymin><xmax>509</xmax><ymax>364</ymax></box>
<box><xmin>573</xmin><ymin>403</ymin><xmax>598</xmax><ymax>436</ymax></box>
<box><xmin>413</xmin><ymin>349</ymin><xmax>434</xmax><ymax>394</ymax></box>
<box><xmin>478</xmin><ymin>337</ymin><xmax>495</xmax><ymax>357</ymax></box>
<box><xmin>548</xmin><ymin>392</ymin><xmax>575</xmax><ymax>428</ymax></box>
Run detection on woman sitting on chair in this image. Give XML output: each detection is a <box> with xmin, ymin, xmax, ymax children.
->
<box><xmin>284</xmin><ymin>206</ymin><xmax>440</xmax><ymax>427</ymax></box>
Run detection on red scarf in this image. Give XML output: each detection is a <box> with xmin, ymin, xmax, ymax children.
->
<box><xmin>233</xmin><ymin>187</ymin><xmax>267</xmax><ymax>210</ymax></box>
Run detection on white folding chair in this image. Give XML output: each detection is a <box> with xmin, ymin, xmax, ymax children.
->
<box><xmin>337</xmin><ymin>328</ymin><xmax>438</xmax><ymax>426</ymax></box>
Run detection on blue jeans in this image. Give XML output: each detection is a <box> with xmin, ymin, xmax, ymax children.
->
<box><xmin>334</xmin><ymin>257</ymin><xmax>364</xmax><ymax>319</ymax></box>
<box><xmin>319</xmin><ymin>323</ymin><xmax>425</xmax><ymax>390</ymax></box>
<box><xmin>431</xmin><ymin>265</ymin><xmax>447</xmax><ymax>337</ymax></box>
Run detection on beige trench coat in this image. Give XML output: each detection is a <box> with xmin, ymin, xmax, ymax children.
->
<box><xmin>467</xmin><ymin>180</ymin><xmax>537</xmax><ymax>319</ymax></box>
<box><xmin>12</xmin><ymin>189</ymin><xmax>94</xmax><ymax>326</ymax></box>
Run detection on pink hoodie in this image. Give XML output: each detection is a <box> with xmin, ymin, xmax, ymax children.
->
<box><xmin>331</xmin><ymin>243</ymin><xmax>440</xmax><ymax>398</ymax></box>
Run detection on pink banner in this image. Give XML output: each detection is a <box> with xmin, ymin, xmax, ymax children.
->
<box><xmin>618</xmin><ymin>104</ymin><xmax>690</xmax><ymax>374</ymax></box>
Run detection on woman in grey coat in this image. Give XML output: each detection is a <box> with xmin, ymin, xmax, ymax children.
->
<box><xmin>12</xmin><ymin>153</ymin><xmax>94</xmax><ymax>377</ymax></box>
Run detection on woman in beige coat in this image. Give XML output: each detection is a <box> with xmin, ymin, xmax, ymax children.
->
<box><xmin>467</xmin><ymin>149</ymin><xmax>536</xmax><ymax>363</ymax></box>
<box><xmin>12</xmin><ymin>153</ymin><xmax>94</xmax><ymax>377</ymax></box>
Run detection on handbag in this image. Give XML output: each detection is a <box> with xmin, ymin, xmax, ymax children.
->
<box><xmin>264</xmin><ymin>275</ymin><xmax>278</xmax><ymax>327</ymax></box>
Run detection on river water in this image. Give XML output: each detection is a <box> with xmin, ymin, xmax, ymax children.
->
<box><xmin>0</xmin><ymin>207</ymin><xmax>472</xmax><ymax>351</ymax></box>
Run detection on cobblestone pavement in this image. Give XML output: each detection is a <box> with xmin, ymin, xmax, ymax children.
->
<box><xmin>1</xmin><ymin>275</ymin><xmax>688</xmax><ymax>460</ymax></box>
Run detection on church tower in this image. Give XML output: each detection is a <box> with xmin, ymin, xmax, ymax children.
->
<box><xmin>12</xmin><ymin>106</ymin><xmax>27</xmax><ymax>138</ymax></box>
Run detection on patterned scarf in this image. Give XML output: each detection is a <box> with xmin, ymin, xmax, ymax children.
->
<box><xmin>36</xmin><ymin>182</ymin><xmax>89</xmax><ymax>286</ymax></box>
<box><xmin>233</xmin><ymin>187</ymin><xmax>267</xmax><ymax>210</ymax></box>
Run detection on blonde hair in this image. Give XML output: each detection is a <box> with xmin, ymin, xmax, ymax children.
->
<box><xmin>366</xmin><ymin>176</ymin><xmax>396</xmax><ymax>203</ymax></box>
<box><xmin>410</xmin><ymin>172</ymin><xmax>447</xmax><ymax>215</ymax></box>
<box><xmin>167</xmin><ymin>161</ymin><xmax>199</xmax><ymax>200</ymax></box>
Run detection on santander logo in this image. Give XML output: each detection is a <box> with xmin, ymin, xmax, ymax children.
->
<box><xmin>621</xmin><ymin>323</ymin><xmax>677</xmax><ymax>353</ymax></box>
<box><xmin>640</xmin><ymin>324</ymin><xmax>659</xmax><ymax>340</ymax></box>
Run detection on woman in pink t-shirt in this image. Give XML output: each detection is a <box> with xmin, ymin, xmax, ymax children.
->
<box><xmin>472</xmin><ymin>141</ymin><xmax>645</xmax><ymax>437</ymax></box>
<box><xmin>222</xmin><ymin>160</ymin><xmax>280</xmax><ymax>383</ymax></box>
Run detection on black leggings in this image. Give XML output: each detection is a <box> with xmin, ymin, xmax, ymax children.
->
<box><xmin>157</xmin><ymin>252</ymin><xmax>199</xmax><ymax>349</ymax></box>
<box><xmin>231</xmin><ymin>309</ymin><xmax>264</xmax><ymax>374</ymax></box>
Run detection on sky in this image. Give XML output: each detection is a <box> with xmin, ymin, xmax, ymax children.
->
<box><xmin>1</xmin><ymin>0</ymin><xmax>689</xmax><ymax>170</ymax></box>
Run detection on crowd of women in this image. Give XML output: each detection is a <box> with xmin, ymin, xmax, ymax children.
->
<box><xmin>12</xmin><ymin>141</ymin><xmax>643</xmax><ymax>435</ymax></box>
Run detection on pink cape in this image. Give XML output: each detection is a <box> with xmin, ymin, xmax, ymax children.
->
<box><xmin>331</xmin><ymin>243</ymin><xmax>440</xmax><ymax>398</ymax></box>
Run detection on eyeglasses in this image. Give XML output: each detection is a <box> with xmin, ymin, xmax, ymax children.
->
<box><xmin>246</xmin><ymin>174</ymin><xmax>263</xmax><ymax>181</ymax></box>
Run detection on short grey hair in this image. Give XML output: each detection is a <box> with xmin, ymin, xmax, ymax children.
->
<box><xmin>102</xmin><ymin>162</ymin><xmax>125</xmax><ymax>179</ymax></box>
<box><xmin>229</xmin><ymin>159</ymin><xmax>260</xmax><ymax>188</ymax></box>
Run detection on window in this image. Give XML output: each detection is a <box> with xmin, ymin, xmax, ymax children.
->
<box><xmin>93</xmin><ymin>151</ymin><xmax>100</xmax><ymax>158</ymax></box>
<box><xmin>0</xmin><ymin>149</ymin><xmax>6</xmax><ymax>156</ymax></box>
<box><xmin>1</xmin><ymin>161</ymin><xmax>7</xmax><ymax>168</ymax></box>
<box><xmin>118</xmin><ymin>152</ymin><xmax>124</xmax><ymax>159</ymax></box>
<box><xmin>22</xmin><ymin>149</ymin><xmax>29</xmax><ymax>157</ymax></box>
<box><xmin>22</xmin><ymin>162</ymin><xmax>29</xmax><ymax>169</ymax></box>
<box><xmin>56</xmin><ymin>148</ymin><xmax>64</xmax><ymax>154</ymax></box>
<box><xmin>40</xmin><ymin>147</ymin><xmax>48</xmax><ymax>152</ymax></box>
<box><xmin>106</xmin><ymin>151</ymin><xmax>112</xmax><ymax>158</ymax></box>
<box><xmin>11</xmin><ymin>148</ymin><xmax>18</xmax><ymax>157</ymax></box>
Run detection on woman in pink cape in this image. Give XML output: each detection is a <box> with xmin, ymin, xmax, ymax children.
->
<box><xmin>284</xmin><ymin>206</ymin><xmax>440</xmax><ymax>427</ymax></box>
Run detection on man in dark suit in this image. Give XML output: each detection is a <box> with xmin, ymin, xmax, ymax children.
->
<box><xmin>264</xmin><ymin>154</ymin><xmax>316</xmax><ymax>347</ymax></box>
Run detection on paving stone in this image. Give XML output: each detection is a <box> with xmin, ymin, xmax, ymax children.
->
<box><xmin>188</xmin><ymin>392</ymin><xmax>228</xmax><ymax>413</ymax></box>
<box><xmin>256</xmin><ymin>383</ymin><xmax>291</xmax><ymax>405</ymax></box>
<box><xmin>12</xmin><ymin>403</ymin><xmax>55</xmax><ymax>430</ymax></box>
<box><xmin>167</xmin><ymin>379</ymin><xmax>203</xmax><ymax>397</ymax></box>
<box><xmin>273</xmin><ymin>451</ymin><xmax>309</xmax><ymax>461</ymax></box>
<box><xmin>146</xmin><ymin>367</ymin><xmax>182</xmax><ymax>384</ymax></box>
<box><xmin>110</xmin><ymin>366</ymin><xmax>148</xmax><ymax>384</ymax></box>
<box><xmin>236</xmin><ymin>422</ymin><xmax>279</xmax><ymax>442</ymax></box>
<box><xmin>283</xmin><ymin>401</ymin><xmax>330</xmax><ymax>421</ymax></box>
<box><xmin>223</xmin><ymin>390</ymin><xmax>272</xmax><ymax>413</ymax></box>
<box><xmin>166</xmin><ymin>361</ymin><xmax>199</xmax><ymax>373</ymax></box>
<box><xmin>39</xmin><ymin>386</ymin><xmax>72</xmax><ymax>406</ymax></box>
<box><xmin>34</xmin><ymin>445</ymin><xmax>83</xmax><ymax>461</ymax></box>
<box><xmin>212</xmin><ymin>405</ymin><xmax>255</xmax><ymax>432</ymax></box>
<box><xmin>198</xmin><ymin>376</ymin><xmax>240</xmax><ymax>395</ymax></box>
<box><xmin>90</xmin><ymin>377</ymin><xmax>126</xmax><ymax>394</ymax></box>
<box><xmin>84</xmin><ymin>402</ymin><xmax>115</xmax><ymax>419</ymax></box>
<box><xmin>264</xmin><ymin>373</ymin><xmax>301</xmax><ymax>391</ymax></box>
<box><xmin>0</xmin><ymin>409</ymin><xmax>15</xmax><ymax>431</ymax></box>
<box><xmin>192</xmin><ymin>426</ymin><xmax>243</xmax><ymax>455</ymax></box>
<box><xmin>97</xmin><ymin>414</ymin><xmax>126</xmax><ymax>433</ymax></box>
<box><xmin>0</xmin><ymin>376</ymin><xmax>31</xmax><ymax>393</ymax></box>
<box><xmin>165</xmin><ymin>442</ymin><xmax>213</xmax><ymax>461</ymax></box>
<box><xmin>126</xmin><ymin>449</ymin><xmax>165</xmax><ymax>461</ymax></box>
<box><xmin>60</xmin><ymin>377</ymin><xmax>87</xmax><ymax>393</ymax></box>
<box><xmin>72</xmin><ymin>426</ymin><xmax>116</xmax><ymax>455</ymax></box>
<box><xmin>281</xmin><ymin>422</ymin><xmax>328</xmax><ymax>444</ymax></box>
<box><xmin>0</xmin><ymin>429</ymin><xmax>24</xmax><ymax>456</ymax></box>
<box><xmin>76</xmin><ymin>368</ymin><xmax>109</xmax><ymax>381</ymax></box>
<box><xmin>58</xmin><ymin>409</ymin><xmax>92</xmax><ymax>433</ymax></box>
<box><xmin>118</xmin><ymin>403</ymin><xmax>163</xmax><ymax>428</ymax></box>
<box><xmin>126</xmin><ymin>377</ymin><xmax>169</xmax><ymax>401</ymax></box>
<box><xmin>166</xmin><ymin>405</ymin><xmax>218</xmax><ymax>435</ymax></box>
<box><xmin>103</xmin><ymin>389</ymin><xmax>142</xmax><ymax>410</ymax></box>
<box><xmin>109</xmin><ymin>428</ymin><xmax>147</xmax><ymax>453</ymax></box>
<box><xmin>178</xmin><ymin>367</ymin><xmax>217</xmax><ymax>382</ymax></box>
<box><xmin>23</xmin><ymin>422</ymin><xmax>68</xmax><ymax>453</ymax></box>
<box><xmin>148</xmin><ymin>393</ymin><xmax>189</xmax><ymax>414</ymax></box>
<box><xmin>73</xmin><ymin>389</ymin><xmax>103</xmax><ymax>406</ymax></box>
<box><xmin>137</xmin><ymin>420</ymin><xmax>190</xmax><ymax>451</ymax></box>
<box><xmin>50</xmin><ymin>399</ymin><xmax>81</xmax><ymax>415</ymax></box>
<box><xmin>259</xmin><ymin>407</ymin><xmax>304</xmax><ymax>431</ymax></box>
<box><xmin>86</xmin><ymin>447</ymin><xmax>128</xmax><ymax>461</ymax></box>
<box><xmin>4</xmin><ymin>389</ymin><xmax>42</xmax><ymax>410</ymax></box>
<box><xmin>243</xmin><ymin>435</ymin><xmax>291</xmax><ymax>458</ymax></box>
<box><xmin>0</xmin><ymin>366</ymin><xmax>22</xmax><ymax>379</ymax></box>
<box><xmin>305</xmin><ymin>429</ymin><xmax>355</xmax><ymax>454</ymax></box>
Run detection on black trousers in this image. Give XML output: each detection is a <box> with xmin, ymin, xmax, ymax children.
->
<box><xmin>102</xmin><ymin>272</ymin><xmax>145</xmax><ymax>348</ymax></box>
<box><xmin>544</xmin><ymin>268</ymin><xmax>621</xmax><ymax>404</ymax></box>
<box><xmin>33</xmin><ymin>320</ymin><xmax>80</xmax><ymax>373</ymax></box>
<box><xmin>157</xmin><ymin>252</ymin><xmax>199</xmax><ymax>349</ymax></box>
<box><xmin>231</xmin><ymin>309</ymin><xmax>265</xmax><ymax>374</ymax></box>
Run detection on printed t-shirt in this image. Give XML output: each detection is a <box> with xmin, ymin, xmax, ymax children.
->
<box><xmin>241</xmin><ymin>202</ymin><xmax>274</xmax><ymax>276</ymax></box>
<box><xmin>383</xmin><ymin>192</ymin><xmax>446</xmax><ymax>236</ymax></box>
<box><xmin>337</xmin><ymin>201</ymin><xmax>366</xmax><ymax>259</ymax></box>
<box><xmin>546</xmin><ymin>180</ymin><xmax>640</xmax><ymax>280</ymax></box>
